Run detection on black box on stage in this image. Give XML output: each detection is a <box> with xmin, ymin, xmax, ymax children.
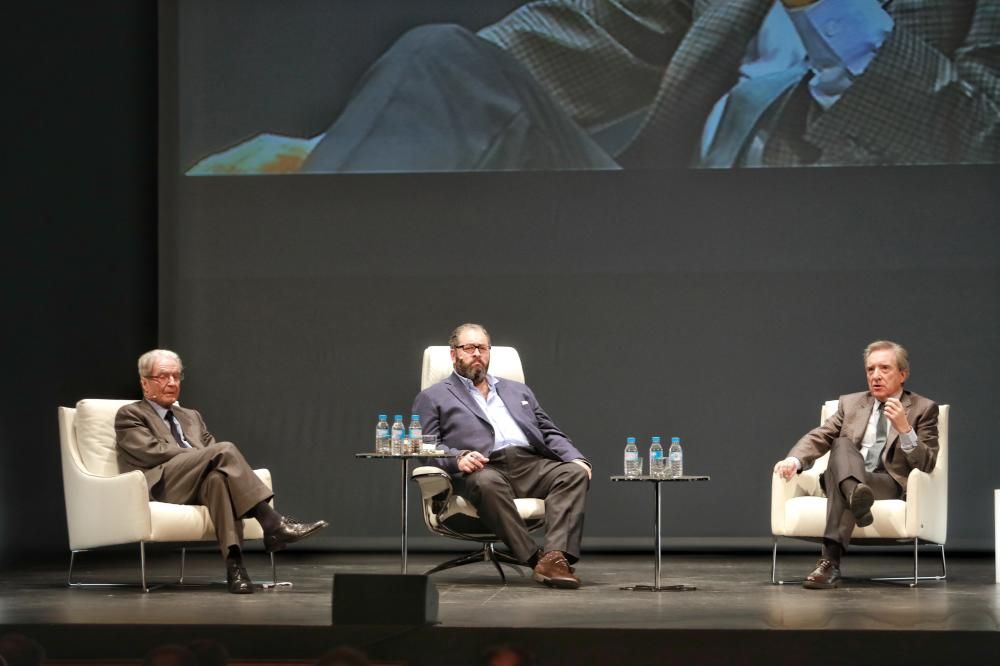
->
<box><xmin>332</xmin><ymin>574</ymin><xmax>439</xmax><ymax>625</ymax></box>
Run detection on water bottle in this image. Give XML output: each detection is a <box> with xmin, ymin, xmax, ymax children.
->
<box><xmin>649</xmin><ymin>436</ymin><xmax>665</xmax><ymax>478</ymax></box>
<box><xmin>390</xmin><ymin>415</ymin><xmax>405</xmax><ymax>455</ymax></box>
<box><xmin>624</xmin><ymin>436</ymin><xmax>641</xmax><ymax>477</ymax></box>
<box><xmin>668</xmin><ymin>436</ymin><xmax>683</xmax><ymax>478</ymax></box>
<box><xmin>375</xmin><ymin>414</ymin><xmax>390</xmax><ymax>453</ymax></box>
<box><xmin>408</xmin><ymin>414</ymin><xmax>422</xmax><ymax>454</ymax></box>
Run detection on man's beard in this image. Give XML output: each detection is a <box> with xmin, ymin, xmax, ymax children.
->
<box><xmin>456</xmin><ymin>358</ymin><xmax>488</xmax><ymax>384</ymax></box>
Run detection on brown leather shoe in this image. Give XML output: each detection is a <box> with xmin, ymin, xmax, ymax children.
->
<box><xmin>849</xmin><ymin>483</ymin><xmax>875</xmax><ymax>527</ymax></box>
<box><xmin>802</xmin><ymin>558</ymin><xmax>841</xmax><ymax>590</ymax></box>
<box><xmin>532</xmin><ymin>551</ymin><xmax>581</xmax><ymax>589</ymax></box>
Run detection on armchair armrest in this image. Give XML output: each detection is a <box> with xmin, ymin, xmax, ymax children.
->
<box><xmin>770</xmin><ymin>466</ymin><xmax>823</xmax><ymax>536</ymax></box>
<box><xmin>411</xmin><ymin>466</ymin><xmax>453</xmax><ymax>503</ymax></box>
<box><xmin>902</xmin><ymin>466</ymin><xmax>947</xmax><ymax>543</ymax></box>
<box><xmin>63</xmin><ymin>468</ymin><xmax>153</xmax><ymax>550</ymax></box>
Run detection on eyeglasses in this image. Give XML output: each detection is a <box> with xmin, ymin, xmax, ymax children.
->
<box><xmin>146</xmin><ymin>372</ymin><xmax>184</xmax><ymax>384</ymax></box>
<box><xmin>453</xmin><ymin>344</ymin><xmax>491</xmax><ymax>355</ymax></box>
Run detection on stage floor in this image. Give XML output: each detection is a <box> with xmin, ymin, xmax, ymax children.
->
<box><xmin>2</xmin><ymin>550</ymin><xmax>998</xmax><ymax>664</ymax></box>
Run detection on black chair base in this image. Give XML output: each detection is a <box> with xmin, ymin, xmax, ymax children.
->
<box><xmin>425</xmin><ymin>542</ymin><xmax>530</xmax><ymax>583</ymax></box>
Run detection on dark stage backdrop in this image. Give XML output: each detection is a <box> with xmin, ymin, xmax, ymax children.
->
<box><xmin>154</xmin><ymin>0</ymin><xmax>1000</xmax><ymax>552</ymax></box>
<box><xmin>157</xmin><ymin>166</ymin><xmax>999</xmax><ymax>550</ymax></box>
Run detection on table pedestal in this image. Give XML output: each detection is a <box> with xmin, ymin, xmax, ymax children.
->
<box><xmin>611</xmin><ymin>474</ymin><xmax>710</xmax><ymax>592</ymax></box>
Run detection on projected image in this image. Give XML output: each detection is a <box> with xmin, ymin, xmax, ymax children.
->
<box><xmin>177</xmin><ymin>0</ymin><xmax>999</xmax><ymax>175</ymax></box>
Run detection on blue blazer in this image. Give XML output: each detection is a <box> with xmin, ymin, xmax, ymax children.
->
<box><xmin>412</xmin><ymin>372</ymin><xmax>587</xmax><ymax>475</ymax></box>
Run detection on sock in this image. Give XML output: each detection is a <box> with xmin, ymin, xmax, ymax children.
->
<box><xmin>249</xmin><ymin>501</ymin><xmax>283</xmax><ymax>533</ymax></box>
<box><xmin>820</xmin><ymin>540</ymin><xmax>842</xmax><ymax>566</ymax></box>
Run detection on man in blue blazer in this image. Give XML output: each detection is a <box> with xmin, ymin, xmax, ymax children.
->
<box><xmin>412</xmin><ymin>324</ymin><xmax>591</xmax><ymax>589</ymax></box>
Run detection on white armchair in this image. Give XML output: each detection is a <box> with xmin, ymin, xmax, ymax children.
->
<box><xmin>411</xmin><ymin>346</ymin><xmax>546</xmax><ymax>581</ymax></box>
<box><xmin>59</xmin><ymin>399</ymin><xmax>278</xmax><ymax>591</ymax></box>
<box><xmin>770</xmin><ymin>400</ymin><xmax>949</xmax><ymax>586</ymax></box>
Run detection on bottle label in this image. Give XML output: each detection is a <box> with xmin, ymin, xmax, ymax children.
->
<box><xmin>670</xmin><ymin>452</ymin><xmax>681</xmax><ymax>461</ymax></box>
<box><xmin>650</xmin><ymin>451</ymin><xmax>662</xmax><ymax>459</ymax></box>
<box><xmin>625</xmin><ymin>451</ymin><xmax>638</xmax><ymax>461</ymax></box>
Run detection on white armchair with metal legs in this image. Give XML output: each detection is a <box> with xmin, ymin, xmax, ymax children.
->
<box><xmin>411</xmin><ymin>346</ymin><xmax>546</xmax><ymax>582</ymax></box>
<box><xmin>770</xmin><ymin>400</ymin><xmax>949</xmax><ymax>586</ymax></box>
<box><xmin>59</xmin><ymin>398</ymin><xmax>282</xmax><ymax>591</ymax></box>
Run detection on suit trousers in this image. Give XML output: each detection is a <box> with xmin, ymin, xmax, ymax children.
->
<box><xmin>301</xmin><ymin>24</ymin><xmax>616</xmax><ymax>173</ymax></box>
<box><xmin>151</xmin><ymin>442</ymin><xmax>274</xmax><ymax>557</ymax></box>
<box><xmin>820</xmin><ymin>437</ymin><xmax>902</xmax><ymax>555</ymax></box>
<box><xmin>455</xmin><ymin>446</ymin><xmax>590</xmax><ymax>563</ymax></box>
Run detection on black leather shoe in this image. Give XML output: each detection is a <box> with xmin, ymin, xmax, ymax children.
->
<box><xmin>849</xmin><ymin>483</ymin><xmax>875</xmax><ymax>527</ymax></box>
<box><xmin>226</xmin><ymin>560</ymin><xmax>254</xmax><ymax>594</ymax></box>
<box><xmin>802</xmin><ymin>558</ymin><xmax>841</xmax><ymax>589</ymax></box>
<box><xmin>263</xmin><ymin>517</ymin><xmax>329</xmax><ymax>553</ymax></box>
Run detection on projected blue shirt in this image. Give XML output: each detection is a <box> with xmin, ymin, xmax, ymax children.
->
<box><xmin>699</xmin><ymin>0</ymin><xmax>893</xmax><ymax>166</ymax></box>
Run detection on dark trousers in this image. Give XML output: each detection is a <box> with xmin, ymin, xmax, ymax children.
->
<box><xmin>820</xmin><ymin>437</ymin><xmax>902</xmax><ymax>560</ymax></box>
<box><xmin>301</xmin><ymin>24</ymin><xmax>616</xmax><ymax>173</ymax></box>
<box><xmin>151</xmin><ymin>442</ymin><xmax>274</xmax><ymax>557</ymax></box>
<box><xmin>455</xmin><ymin>446</ymin><xmax>590</xmax><ymax>563</ymax></box>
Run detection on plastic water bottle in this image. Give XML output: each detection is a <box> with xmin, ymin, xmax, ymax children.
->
<box><xmin>668</xmin><ymin>436</ymin><xmax>683</xmax><ymax>478</ymax></box>
<box><xmin>390</xmin><ymin>415</ymin><xmax>405</xmax><ymax>455</ymax></box>
<box><xmin>624</xmin><ymin>436</ymin><xmax>641</xmax><ymax>477</ymax></box>
<box><xmin>408</xmin><ymin>414</ymin><xmax>422</xmax><ymax>454</ymax></box>
<box><xmin>649</xmin><ymin>436</ymin><xmax>665</xmax><ymax>478</ymax></box>
<box><xmin>375</xmin><ymin>414</ymin><xmax>390</xmax><ymax>453</ymax></box>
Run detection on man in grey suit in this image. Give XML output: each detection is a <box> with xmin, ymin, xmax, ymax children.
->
<box><xmin>412</xmin><ymin>324</ymin><xmax>591</xmax><ymax>589</ymax></box>
<box><xmin>773</xmin><ymin>340</ymin><xmax>940</xmax><ymax>589</ymax></box>
<box><xmin>115</xmin><ymin>349</ymin><xmax>328</xmax><ymax>594</ymax></box>
<box><xmin>302</xmin><ymin>0</ymin><xmax>997</xmax><ymax>171</ymax></box>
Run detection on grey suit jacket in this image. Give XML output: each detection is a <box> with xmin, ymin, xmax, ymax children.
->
<box><xmin>412</xmin><ymin>372</ymin><xmax>587</xmax><ymax>475</ymax></box>
<box><xmin>479</xmin><ymin>0</ymin><xmax>999</xmax><ymax>166</ymax></box>
<box><xmin>787</xmin><ymin>389</ymin><xmax>939</xmax><ymax>491</ymax></box>
<box><xmin>115</xmin><ymin>400</ymin><xmax>218</xmax><ymax>490</ymax></box>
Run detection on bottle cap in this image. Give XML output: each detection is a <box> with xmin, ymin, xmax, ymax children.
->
<box><xmin>411</xmin><ymin>414</ymin><xmax>420</xmax><ymax>421</ymax></box>
<box><xmin>378</xmin><ymin>414</ymin><xmax>387</xmax><ymax>421</ymax></box>
<box><xmin>671</xmin><ymin>436</ymin><xmax>680</xmax><ymax>443</ymax></box>
<box><xmin>626</xmin><ymin>436</ymin><xmax>636</xmax><ymax>444</ymax></box>
<box><xmin>652</xmin><ymin>436</ymin><xmax>661</xmax><ymax>443</ymax></box>
<box><xmin>394</xmin><ymin>415</ymin><xmax>403</xmax><ymax>421</ymax></box>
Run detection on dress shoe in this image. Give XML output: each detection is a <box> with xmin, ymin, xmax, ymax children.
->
<box><xmin>802</xmin><ymin>558</ymin><xmax>841</xmax><ymax>589</ymax></box>
<box><xmin>849</xmin><ymin>483</ymin><xmax>875</xmax><ymax>527</ymax></box>
<box><xmin>263</xmin><ymin>517</ymin><xmax>329</xmax><ymax>552</ymax></box>
<box><xmin>532</xmin><ymin>550</ymin><xmax>581</xmax><ymax>589</ymax></box>
<box><xmin>226</xmin><ymin>560</ymin><xmax>254</xmax><ymax>594</ymax></box>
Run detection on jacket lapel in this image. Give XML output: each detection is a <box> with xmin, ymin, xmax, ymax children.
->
<box><xmin>620</xmin><ymin>0</ymin><xmax>774</xmax><ymax>167</ymax></box>
<box><xmin>444</xmin><ymin>374</ymin><xmax>491</xmax><ymax>426</ymax></box>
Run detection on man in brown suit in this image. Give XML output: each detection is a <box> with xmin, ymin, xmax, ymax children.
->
<box><xmin>773</xmin><ymin>340</ymin><xmax>939</xmax><ymax>589</ymax></box>
<box><xmin>115</xmin><ymin>349</ymin><xmax>328</xmax><ymax>594</ymax></box>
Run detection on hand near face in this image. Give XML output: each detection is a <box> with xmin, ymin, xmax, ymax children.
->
<box><xmin>883</xmin><ymin>397</ymin><xmax>910</xmax><ymax>433</ymax></box>
<box><xmin>458</xmin><ymin>451</ymin><xmax>489</xmax><ymax>474</ymax></box>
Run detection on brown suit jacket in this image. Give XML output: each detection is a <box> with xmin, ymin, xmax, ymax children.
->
<box><xmin>787</xmin><ymin>389</ymin><xmax>939</xmax><ymax>491</ymax></box>
<box><xmin>115</xmin><ymin>400</ymin><xmax>219</xmax><ymax>491</ymax></box>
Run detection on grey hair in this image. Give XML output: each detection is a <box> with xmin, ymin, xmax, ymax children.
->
<box><xmin>449</xmin><ymin>323</ymin><xmax>491</xmax><ymax>347</ymax></box>
<box><xmin>863</xmin><ymin>340</ymin><xmax>909</xmax><ymax>373</ymax></box>
<box><xmin>138</xmin><ymin>349</ymin><xmax>183</xmax><ymax>378</ymax></box>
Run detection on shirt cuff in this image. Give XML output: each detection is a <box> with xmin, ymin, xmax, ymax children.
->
<box><xmin>898</xmin><ymin>428</ymin><xmax>918</xmax><ymax>452</ymax></box>
<box><xmin>785</xmin><ymin>456</ymin><xmax>802</xmax><ymax>472</ymax></box>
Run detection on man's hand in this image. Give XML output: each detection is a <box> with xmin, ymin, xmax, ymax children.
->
<box><xmin>571</xmin><ymin>459</ymin><xmax>592</xmax><ymax>480</ymax></box>
<box><xmin>458</xmin><ymin>451</ymin><xmax>488</xmax><ymax>474</ymax></box>
<box><xmin>884</xmin><ymin>397</ymin><xmax>911</xmax><ymax>433</ymax></box>
<box><xmin>773</xmin><ymin>457</ymin><xmax>798</xmax><ymax>480</ymax></box>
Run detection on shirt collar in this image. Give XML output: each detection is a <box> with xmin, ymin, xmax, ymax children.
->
<box><xmin>453</xmin><ymin>370</ymin><xmax>498</xmax><ymax>392</ymax></box>
<box><xmin>145</xmin><ymin>399</ymin><xmax>178</xmax><ymax>420</ymax></box>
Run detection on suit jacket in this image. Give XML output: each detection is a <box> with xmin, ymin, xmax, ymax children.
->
<box><xmin>787</xmin><ymin>389</ymin><xmax>939</xmax><ymax>491</ymax></box>
<box><xmin>412</xmin><ymin>372</ymin><xmax>587</xmax><ymax>475</ymax></box>
<box><xmin>115</xmin><ymin>400</ymin><xmax>219</xmax><ymax>490</ymax></box>
<box><xmin>479</xmin><ymin>0</ymin><xmax>999</xmax><ymax>166</ymax></box>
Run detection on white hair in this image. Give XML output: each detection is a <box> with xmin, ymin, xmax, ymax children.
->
<box><xmin>137</xmin><ymin>349</ymin><xmax>183</xmax><ymax>378</ymax></box>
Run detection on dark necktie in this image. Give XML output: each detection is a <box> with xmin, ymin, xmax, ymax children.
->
<box><xmin>164</xmin><ymin>410</ymin><xmax>189</xmax><ymax>448</ymax></box>
<box><xmin>865</xmin><ymin>402</ymin><xmax>887</xmax><ymax>472</ymax></box>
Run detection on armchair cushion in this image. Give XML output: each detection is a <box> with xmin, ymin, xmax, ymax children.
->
<box><xmin>74</xmin><ymin>398</ymin><xmax>133</xmax><ymax>476</ymax></box>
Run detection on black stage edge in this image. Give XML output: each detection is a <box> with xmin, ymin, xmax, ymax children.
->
<box><xmin>4</xmin><ymin>624</ymin><xmax>999</xmax><ymax>665</ymax></box>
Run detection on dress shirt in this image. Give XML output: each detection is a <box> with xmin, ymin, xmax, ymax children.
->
<box><xmin>454</xmin><ymin>372</ymin><xmax>530</xmax><ymax>453</ymax></box>
<box><xmin>700</xmin><ymin>0</ymin><xmax>893</xmax><ymax>163</ymax></box>
<box><xmin>146</xmin><ymin>399</ymin><xmax>193</xmax><ymax>448</ymax></box>
<box><xmin>859</xmin><ymin>389</ymin><xmax>918</xmax><ymax>461</ymax></box>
